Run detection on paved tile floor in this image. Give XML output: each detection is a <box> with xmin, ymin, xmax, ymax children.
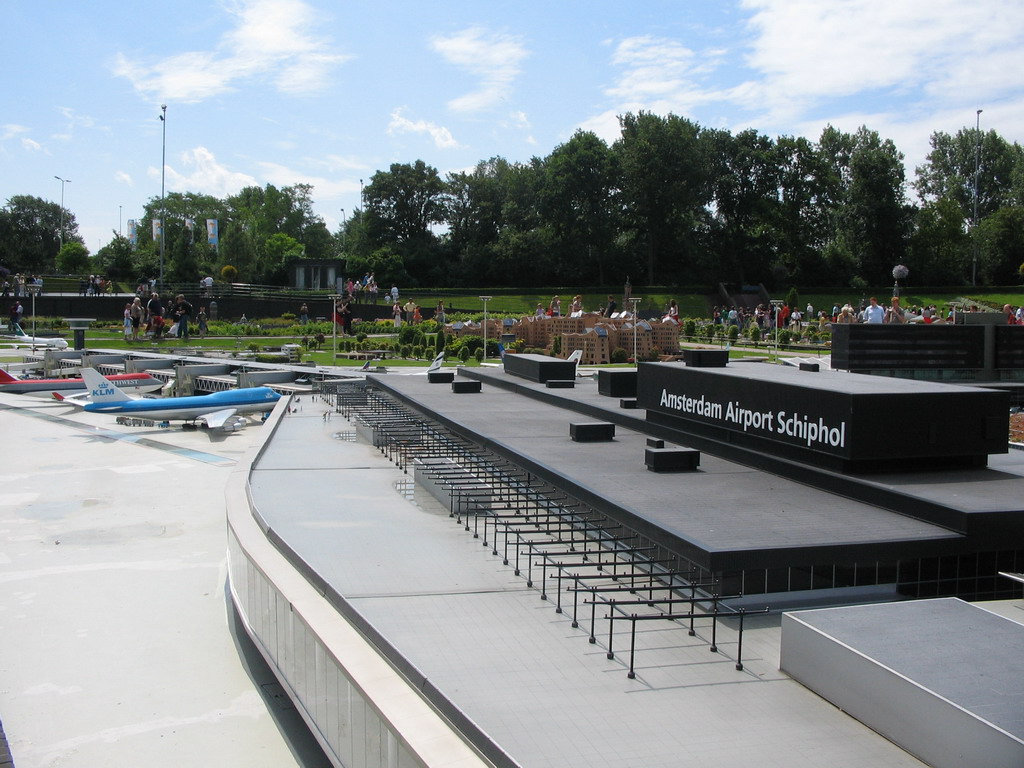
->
<box><xmin>0</xmin><ymin>391</ymin><xmax>328</xmax><ymax>768</ymax></box>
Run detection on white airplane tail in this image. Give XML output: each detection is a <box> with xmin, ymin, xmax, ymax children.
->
<box><xmin>80</xmin><ymin>368</ymin><xmax>133</xmax><ymax>403</ymax></box>
<box><xmin>567</xmin><ymin>349</ymin><xmax>582</xmax><ymax>365</ymax></box>
<box><xmin>427</xmin><ymin>351</ymin><xmax>445</xmax><ymax>373</ymax></box>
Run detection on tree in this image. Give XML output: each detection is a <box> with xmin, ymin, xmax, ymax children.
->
<box><xmin>364</xmin><ymin>161</ymin><xmax>446</xmax><ymax>284</ymax></box>
<box><xmin>915</xmin><ymin>129</ymin><xmax>1023</xmax><ymax>221</ymax></box>
<box><xmin>540</xmin><ymin>130</ymin><xmax>620</xmax><ymax>284</ymax></box>
<box><xmin>56</xmin><ymin>241</ymin><xmax>90</xmax><ymax>274</ymax></box>
<box><xmin>908</xmin><ymin>197</ymin><xmax>970</xmax><ymax>285</ymax></box>
<box><xmin>614</xmin><ymin>112</ymin><xmax>712</xmax><ymax>285</ymax></box>
<box><xmin>705</xmin><ymin>128</ymin><xmax>782</xmax><ymax>286</ymax></box>
<box><xmin>976</xmin><ymin>206</ymin><xmax>1024</xmax><ymax>285</ymax></box>
<box><xmin>94</xmin><ymin>233</ymin><xmax>138</xmax><ymax>280</ymax></box>
<box><xmin>0</xmin><ymin>195</ymin><xmax>81</xmax><ymax>273</ymax></box>
<box><xmin>819</xmin><ymin>126</ymin><xmax>910</xmax><ymax>286</ymax></box>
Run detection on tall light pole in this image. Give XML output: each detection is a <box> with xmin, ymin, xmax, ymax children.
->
<box><xmin>27</xmin><ymin>283</ymin><xmax>40</xmax><ymax>354</ymax></box>
<box><xmin>329</xmin><ymin>293</ymin><xmax>342</xmax><ymax>364</ymax></box>
<box><xmin>479</xmin><ymin>296</ymin><xmax>492</xmax><ymax>364</ymax></box>
<box><xmin>629</xmin><ymin>297</ymin><xmax>641</xmax><ymax>367</ymax></box>
<box><xmin>159</xmin><ymin>104</ymin><xmax>167</xmax><ymax>289</ymax></box>
<box><xmin>54</xmin><ymin>176</ymin><xmax>71</xmax><ymax>252</ymax></box>
<box><xmin>972</xmin><ymin>108</ymin><xmax>983</xmax><ymax>287</ymax></box>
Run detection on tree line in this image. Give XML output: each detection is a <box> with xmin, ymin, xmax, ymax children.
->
<box><xmin>3</xmin><ymin>111</ymin><xmax>1023</xmax><ymax>290</ymax></box>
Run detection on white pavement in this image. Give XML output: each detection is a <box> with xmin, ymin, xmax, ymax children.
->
<box><xmin>0</xmin><ymin>389</ymin><xmax>328</xmax><ymax>768</ymax></box>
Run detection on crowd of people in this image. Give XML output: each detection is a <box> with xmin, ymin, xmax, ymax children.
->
<box><xmin>121</xmin><ymin>292</ymin><xmax>206</xmax><ymax>342</ymax></box>
<box><xmin>2</xmin><ymin>273</ymin><xmax>43</xmax><ymax>298</ymax></box>
<box><xmin>710</xmin><ymin>297</ymin><xmax>1024</xmax><ymax>332</ymax></box>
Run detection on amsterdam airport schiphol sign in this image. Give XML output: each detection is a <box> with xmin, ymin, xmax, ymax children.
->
<box><xmin>637</xmin><ymin>362</ymin><xmax>1008</xmax><ymax>466</ymax></box>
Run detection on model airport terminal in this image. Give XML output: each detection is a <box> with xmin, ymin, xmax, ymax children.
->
<box><xmin>5</xmin><ymin>320</ymin><xmax>1024</xmax><ymax>768</ymax></box>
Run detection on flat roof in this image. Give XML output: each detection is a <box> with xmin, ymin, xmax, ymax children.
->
<box><xmin>372</xmin><ymin>374</ymin><xmax>966</xmax><ymax>571</ymax></box>
<box><xmin>249</xmin><ymin>406</ymin><xmax>931</xmax><ymax>768</ymax></box>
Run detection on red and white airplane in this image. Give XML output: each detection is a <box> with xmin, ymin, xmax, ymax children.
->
<box><xmin>0</xmin><ymin>368</ymin><xmax>163</xmax><ymax>398</ymax></box>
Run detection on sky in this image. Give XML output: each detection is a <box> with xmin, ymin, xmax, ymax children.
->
<box><xmin>4</xmin><ymin>0</ymin><xmax>1024</xmax><ymax>255</ymax></box>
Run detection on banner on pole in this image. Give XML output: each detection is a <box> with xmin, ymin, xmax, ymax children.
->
<box><xmin>206</xmin><ymin>219</ymin><xmax>219</xmax><ymax>249</ymax></box>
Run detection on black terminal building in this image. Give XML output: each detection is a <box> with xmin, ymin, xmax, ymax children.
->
<box><xmin>369</xmin><ymin>354</ymin><xmax>1024</xmax><ymax>605</ymax></box>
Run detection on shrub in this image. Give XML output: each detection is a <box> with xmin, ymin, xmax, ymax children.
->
<box><xmin>727</xmin><ymin>325</ymin><xmax>739</xmax><ymax>343</ymax></box>
<box><xmin>458</xmin><ymin>346</ymin><xmax>471</xmax><ymax>363</ymax></box>
<box><xmin>474</xmin><ymin>348</ymin><xmax>484</xmax><ymax>363</ymax></box>
<box><xmin>400</xmin><ymin>344</ymin><xmax>412</xmax><ymax>359</ymax></box>
<box><xmin>747</xmin><ymin>324</ymin><xmax>762</xmax><ymax>343</ymax></box>
<box><xmin>683</xmin><ymin>319</ymin><xmax>697</xmax><ymax>339</ymax></box>
<box><xmin>611</xmin><ymin>347</ymin><xmax>628</xmax><ymax>364</ymax></box>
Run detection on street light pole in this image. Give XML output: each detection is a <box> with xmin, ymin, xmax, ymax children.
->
<box><xmin>329</xmin><ymin>294</ymin><xmax>342</xmax><ymax>365</ymax></box>
<box><xmin>27</xmin><ymin>283</ymin><xmax>40</xmax><ymax>354</ymax></box>
<box><xmin>972</xmin><ymin>108</ymin><xmax>983</xmax><ymax>287</ymax></box>
<box><xmin>479</xmin><ymin>296</ymin><xmax>492</xmax><ymax>364</ymax></box>
<box><xmin>159</xmin><ymin>104</ymin><xmax>167</xmax><ymax>289</ymax></box>
<box><xmin>629</xmin><ymin>297</ymin><xmax>641</xmax><ymax>367</ymax></box>
<box><xmin>54</xmin><ymin>176</ymin><xmax>71</xmax><ymax>252</ymax></box>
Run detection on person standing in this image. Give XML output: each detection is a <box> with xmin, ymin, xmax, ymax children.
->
<box><xmin>123</xmin><ymin>303</ymin><xmax>133</xmax><ymax>340</ymax></box>
<box><xmin>392</xmin><ymin>300</ymin><xmax>403</xmax><ymax>328</ymax></box>
<box><xmin>862</xmin><ymin>296</ymin><xmax>885</xmax><ymax>324</ymax></box>
<box><xmin>129</xmin><ymin>297</ymin><xmax>143</xmax><ymax>341</ymax></box>
<box><xmin>299</xmin><ymin>303</ymin><xmax>309</xmax><ymax>325</ymax></box>
<box><xmin>197</xmin><ymin>306</ymin><xmax>208</xmax><ymax>337</ymax></box>
<box><xmin>173</xmin><ymin>294</ymin><xmax>193</xmax><ymax>340</ymax></box>
<box><xmin>604</xmin><ymin>295</ymin><xmax>617</xmax><ymax>317</ymax></box>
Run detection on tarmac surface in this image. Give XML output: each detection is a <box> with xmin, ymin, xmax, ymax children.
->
<box><xmin>0</xmin><ymin>389</ymin><xmax>329</xmax><ymax>768</ymax></box>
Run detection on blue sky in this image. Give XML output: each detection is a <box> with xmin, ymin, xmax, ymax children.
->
<box><xmin>4</xmin><ymin>0</ymin><xmax>1024</xmax><ymax>254</ymax></box>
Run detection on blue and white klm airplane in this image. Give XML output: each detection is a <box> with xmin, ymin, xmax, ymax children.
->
<box><xmin>61</xmin><ymin>368</ymin><xmax>282</xmax><ymax>431</ymax></box>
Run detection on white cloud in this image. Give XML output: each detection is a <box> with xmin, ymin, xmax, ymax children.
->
<box><xmin>114</xmin><ymin>171</ymin><xmax>133</xmax><ymax>186</ymax></box>
<box><xmin>257</xmin><ymin>160</ymin><xmax>355</xmax><ymax>198</ymax></box>
<box><xmin>431</xmin><ymin>27</ymin><xmax>528</xmax><ymax>113</ymax></box>
<box><xmin>322</xmin><ymin>154</ymin><xmax>373</xmax><ymax>173</ymax></box>
<box><xmin>739</xmin><ymin>0</ymin><xmax>1024</xmax><ymax>125</ymax></box>
<box><xmin>21</xmin><ymin>138</ymin><xmax>43</xmax><ymax>152</ymax></box>
<box><xmin>156</xmin><ymin>146</ymin><xmax>257</xmax><ymax>198</ymax></box>
<box><xmin>387</xmin><ymin>107</ymin><xmax>461</xmax><ymax>149</ymax></box>
<box><xmin>1</xmin><ymin>124</ymin><xmax>30</xmax><ymax>141</ymax></box>
<box><xmin>112</xmin><ymin>0</ymin><xmax>348</xmax><ymax>102</ymax></box>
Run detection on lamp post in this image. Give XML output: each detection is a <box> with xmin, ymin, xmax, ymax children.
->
<box><xmin>159</xmin><ymin>104</ymin><xmax>167</xmax><ymax>289</ymax></box>
<box><xmin>329</xmin><ymin>293</ymin><xmax>342</xmax><ymax>364</ymax></box>
<box><xmin>27</xmin><ymin>283</ymin><xmax>40</xmax><ymax>354</ymax></box>
<box><xmin>629</xmin><ymin>297</ymin><xmax>641</xmax><ymax>366</ymax></box>
<box><xmin>479</xmin><ymin>296</ymin><xmax>492</xmax><ymax>364</ymax></box>
<box><xmin>770</xmin><ymin>299</ymin><xmax>784</xmax><ymax>361</ymax></box>
<box><xmin>972</xmin><ymin>108</ymin><xmax>983</xmax><ymax>287</ymax></box>
<box><xmin>54</xmin><ymin>176</ymin><xmax>71</xmax><ymax>252</ymax></box>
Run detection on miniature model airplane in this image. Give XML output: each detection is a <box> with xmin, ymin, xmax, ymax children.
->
<box><xmin>56</xmin><ymin>368</ymin><xmax>282</xmax><ymax>431</ymax></box>
<box><xmin>364</xmin><ymin>351</ymin><xmax>446</xmax><ymax>375</ymax></box>
<box><xmin>1</xmin><ymin>324</ymin><xmax>69</xmax><ymax>350</ymax></box>
<box><xmin>0</xmin><ymin>368</ymin><xmax>162</xmax><ymax>398</ymax></box>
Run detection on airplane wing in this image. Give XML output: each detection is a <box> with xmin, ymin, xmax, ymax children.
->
<box><xmin>51</xmin><ymin>391</ymin><xmax>89</xmax><ymax>407</ymax></box>
<box><xmin>197</xmin><ymin>408</ymin><xmax>240</xmax><ymax>430</ymax></box>
<box><xmin>53</xmin><ymin>391</ymin><xmax>91</xmax><ymax>407</ymax></box>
